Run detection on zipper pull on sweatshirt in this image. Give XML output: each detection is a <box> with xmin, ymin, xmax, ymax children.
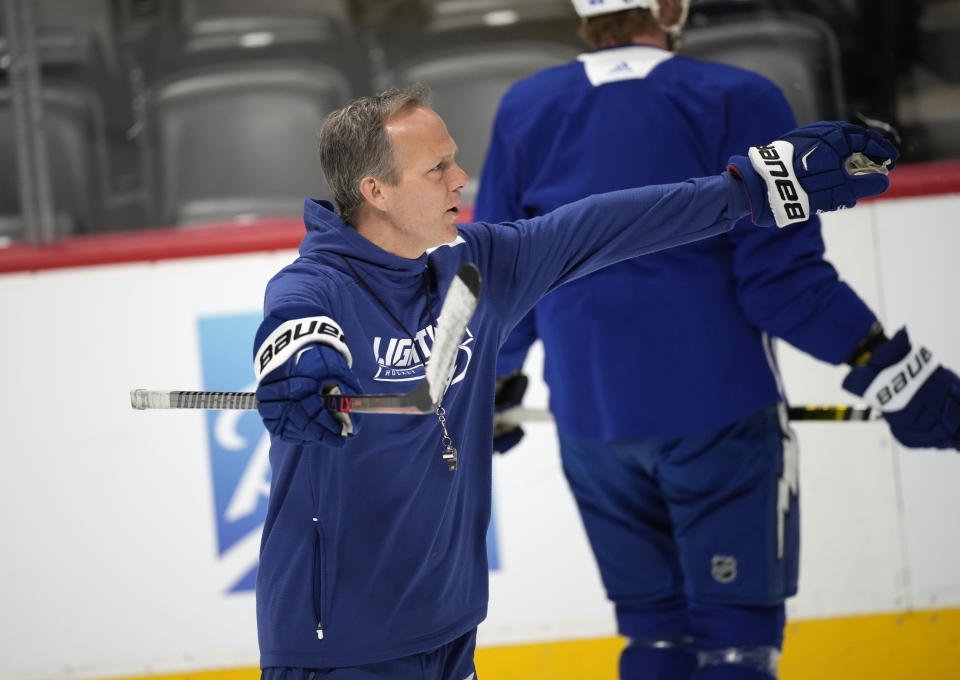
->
<box><xmin>317</xmin><ymin>623</ymin><xmax>324</xmax><ymax>640</ymax></box>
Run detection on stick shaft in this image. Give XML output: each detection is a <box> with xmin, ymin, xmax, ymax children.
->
<box><xmin>130</xmin><ymin>388</ymin><xmax>434</xmax><ymax>414</ymax></box>
<box><xmin>786</xmin><ymin>404</ymin><xmax>876</xmax><ymax>421</ymax></box>
<box><xmin>495</xmin><ymin>404</ymin><xmax>880</xmax><ymax>429</ymax></box>
<box><xmin>133</xmin><ymin>392</ymin><xmax>881</xmax><ymax>423</ymax></box>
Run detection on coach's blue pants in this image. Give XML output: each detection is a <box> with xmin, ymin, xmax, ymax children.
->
<box><xmin>260</xmin><ymin>628</ymin><xmax>477</xmax><ymax>680</ymax></box>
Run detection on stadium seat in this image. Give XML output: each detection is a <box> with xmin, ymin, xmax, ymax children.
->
<box><xmin>679</xmin><ymin>12</ymin><xmax>847</xmax><ymax>124</ymax></box>
<box><xmin>167</xmin><ymin>0</ymin><xmax>366</xmax><ymax>88</ymax></box>
<box><xmin>178</xmin><ymin>0</ymin><xmax>350</xmax><ymax>53</ymax></box>
<box><xmin>0</xmin><ymin>0</ymin><xmax>118</xmax><ymax>77</ymax></box>
<box><xmin>0</xmin><ymin>84</ymin><xmax>108</xmax><ymax>238</ymax></box>
<box><xmin>147</xmin><ymin>61</ymin><xmax>350</xmax><ymax>226</ymax></box>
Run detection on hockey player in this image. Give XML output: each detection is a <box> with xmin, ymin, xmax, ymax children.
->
<box><xmin>252</xmin><ymin>83</ymin><xmax>897</xmax><ymax>679</ymax></box>
<box><xmin>475</xmin><ymin>2</ymin><xmax>960</xmax><ymax>679</ymax></box>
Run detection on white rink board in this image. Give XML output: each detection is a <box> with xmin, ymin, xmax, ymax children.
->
<box><xmin>1</xmin><ymin>195</ymin><xmax>958</xmax><ymax>679</ymax></box>
<box><xmin>872</xmin><ymin>197</ymin><xmax>960</xmax><ymax>608</ymax></box>
<box><xmin>0</xmin><ymin>252</ymin><xmax>294</xmax><ymax>679</ymax></box>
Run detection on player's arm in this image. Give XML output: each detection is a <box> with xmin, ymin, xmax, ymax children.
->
<box><xmin>730</xmin><ymin>213</ymin><xmax>879</xmax><ymax>364</ymax></box>
<box><xmin>723</xmin><ymin>97</ymin><xmax>958</xmax><ymax>450</ymax></box>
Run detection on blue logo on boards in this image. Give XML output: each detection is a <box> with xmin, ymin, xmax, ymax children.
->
<box><xmin>198</xmin><ymin>313</ymin><xmax>500</xmax><ymax>593</ymax></box>
<box><xmin>198</xmin><ymin>313</ymin><xmax>267</xmax><ymax>593</ymax></box>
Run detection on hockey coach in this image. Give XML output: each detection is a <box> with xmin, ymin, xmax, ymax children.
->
<box><xmin>249</xmin><ymin>83</ymin><xmax>902</xmax><ymax>680</ymax></box>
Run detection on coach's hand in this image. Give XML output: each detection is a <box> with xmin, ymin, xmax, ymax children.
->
<box><xmin>493</xmin><ymin>371</ymin><xmax>528</xmax><ymax>454</ymax></box>
<box><xmin>842</xmin><ymin>328</ymin><xmax>960</xmax><ymax>450</ymax></box>
<box><xmin>727</xmin><ymin>121</ymin><xmax>899</xmax><ymax>228</ymax></box>
<box><xmin>256</xmin><ymin>343</ymin><xmax>363</xmax><ymax>446</ymax></box>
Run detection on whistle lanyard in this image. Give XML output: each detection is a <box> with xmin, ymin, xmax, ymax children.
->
<box><xmin>339</xmin><ymin>255</ymin><xmax>459</xmax><ymax>471</ymax></box>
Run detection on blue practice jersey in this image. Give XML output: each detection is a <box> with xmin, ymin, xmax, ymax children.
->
<box><xmin>475</xmin><ymin>45</ymin><xmax>878</xmax><ymax>438</ymax></box>
<box><xmin>254</xmin><ymin>178</ymin><xmax>750</xmax><ymax>668</ymax></box>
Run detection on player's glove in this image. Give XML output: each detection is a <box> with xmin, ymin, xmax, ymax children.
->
<box><xmin>493</xmin><ymin>371</ymin><xmax>529</xmax><ymax>454</ymax></box>
<box><xmin>842</xmin><ymin>328</ymin><xmax>960</xmax><ymax>450</ymax></box>
<box><xmin>727</xmin><ymin>121</ymin><xmax>899</xmax><ymax>228</ymax></box>
<box><xmin>256</xmin><ymin>343</ymin><xmax>363</xmax><ymax>446</ymax></box>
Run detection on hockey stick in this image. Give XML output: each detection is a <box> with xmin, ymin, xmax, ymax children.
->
<box><xmin>786</xmin><ymin>404</ymin><xmax>878</xmax><ymax>421</ymax></box>
<box><xmin>494</xmin><ymin>403</ymin><xmax>880</xmax><ymax>429</ymax></box>
<box><xmin>130</xmin><ymin>263</ymin><xmax>482</xmax><ymax>415</ymax></box>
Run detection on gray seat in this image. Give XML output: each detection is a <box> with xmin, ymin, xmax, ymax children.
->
<box><xmin>178</xmin><ymin>0</ymin><xmax>352</xmax><ymax>54</ymax></box>
<box><xmin>397</xmin><ymin>43</ymin><xmax>580</xmax><ymax>200</ymax></box>
<box><xmin>680</xmin><ymin>13</ymin><xmax>846</xmax><ymax>124</ymax></box>
<box><xmin>0</xmin><ymin>0</ymin><xmax>118</xmax><ymax>74</ymax></box>
<box><xmin>918</xmin><ymin>0</ymin><xmax>960</xmax><ymax>82</ymax></box>
<box><xmin>0</xmin><ymin>84</ymin><xmax>108</xmax><ymax>238</ymax></box>
<box><xmin>149</xmin><ymin>61</ymin><xmax>351</xmax><ymax>226</ymax></box>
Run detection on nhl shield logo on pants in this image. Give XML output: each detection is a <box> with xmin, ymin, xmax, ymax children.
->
<box><xmin>712</xmin><ymin>555</ymin><xmax>738</xmax><ymax>584</ymax></box>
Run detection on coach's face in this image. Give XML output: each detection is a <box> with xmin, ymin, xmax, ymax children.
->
<box><xmin>377</xmin><ymin>106</ymin><xmax>469</xmax><ymax>257</ymax></box>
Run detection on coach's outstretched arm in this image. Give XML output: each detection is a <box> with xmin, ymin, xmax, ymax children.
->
<box><xmin>727</xmin><ymin>121</ymin><xmax>899</xmax><ymax>228</ymax></box>
<box><xmin>481</xmin><ymin>121</ymin><xmax>898</xmax><ymax>334</ymax></box>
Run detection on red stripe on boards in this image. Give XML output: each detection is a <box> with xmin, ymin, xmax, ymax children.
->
<box><xmin>1</xmin><ymin>161</ymin><xmax>958</xmax><ymax>274</ymax></box>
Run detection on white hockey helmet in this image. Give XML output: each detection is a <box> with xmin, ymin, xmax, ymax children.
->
<box><xmin>571</xmin><ymin>0</ymin><xmax>654</xmax><ymax>18</ymax></box>
<box><xmin>570</xmin><ymin>0</ymin><xmax>690</xmax><ymax>37</ymax></box>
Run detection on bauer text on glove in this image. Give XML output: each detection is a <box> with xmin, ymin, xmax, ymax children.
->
<box><xmin>842</xmin><ymin>328</ymin><xmax>960</xmax><ymax>450</ymax></box>
<box><xmin>253</xmin><ymin>316</ymin><xmax>362</xmax><ymax>445</ymax></box>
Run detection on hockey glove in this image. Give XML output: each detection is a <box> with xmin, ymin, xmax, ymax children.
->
<box><xmin>256</xmin><ymin>343</ymin><xmax>363</xmax><ymax>446</ymax></box>
<box><xmin>493</xmin><ymin>371</ymin><xmax>529</xmax><ymax>454</ymax></box>
<box><xmin>727</xmin><ymin>121</ymin><xmax>899</xmax><ymax>228</ymax></box>
<box><xmin>842</xmin><ymin>328</ymin><xmax>960</xmax><ymax>450</ymax></box>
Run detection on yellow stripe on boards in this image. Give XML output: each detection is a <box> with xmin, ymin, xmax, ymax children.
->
<box><xmin>475</xmin><ymin>636</ymin><xmax>625</xmax><ymax>679</ymax></box>
<box><xmin>86</xmin><ymin>607</ymin><xmax>960</xmax><ymax>680</ymax></box>
<box><xmin>780</xmin><ymin>608</ymin><xmax>960</xmax><ymax>679</ymax></box>
<box><xmin>475</xmin><ymin>608</ymin><xmax>960</xmax><ymax>680</ymax></box>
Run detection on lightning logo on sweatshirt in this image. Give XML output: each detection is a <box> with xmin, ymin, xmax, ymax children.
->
<box><xmin>371</xmin><ymin>325</ymin><xmax>474</xmax><ymax>383</ymax></box>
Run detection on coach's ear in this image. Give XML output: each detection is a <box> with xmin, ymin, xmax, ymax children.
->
<box><xmin>358</xmin><ymin>175</ymin><xmax>388</xmax><ymax>213</ymax></box>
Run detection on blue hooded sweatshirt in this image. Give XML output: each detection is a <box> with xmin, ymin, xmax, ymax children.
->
<box><xmin>254</xmin><ymin>176</ymin><xmax>749</xmax><ymax>668</ymax></box>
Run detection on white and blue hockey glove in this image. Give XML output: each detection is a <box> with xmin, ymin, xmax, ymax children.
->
<box><xmin>254</xmin><ymin>316</ymin><xmax>362</xmax><ymax>446</ymax></box>
<box><xmin>256</xmin><ymin>343</ymin><xmax>363</xmax><ymax>445</ymax></box>
<box><xmin>842</xmin><ymin>328</ymin><xmax>960</xmax><ymax>450</ymax></box>
<box><xmin>727</xmin><ymin>121</ymin><xmax>899</xmax><ymax>228</ymax></box>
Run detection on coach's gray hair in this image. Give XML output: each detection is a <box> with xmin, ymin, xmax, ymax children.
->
<box><xmin>318</xmin><ymin>83</ymin><xmax>432</xmax><ymax>225</ymax></box>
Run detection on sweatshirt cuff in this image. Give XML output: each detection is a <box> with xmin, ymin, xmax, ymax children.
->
<box><xmin>723</xmin><ymin>170</ymin><xmax>752</xmax><ymax>221</ymax></box>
